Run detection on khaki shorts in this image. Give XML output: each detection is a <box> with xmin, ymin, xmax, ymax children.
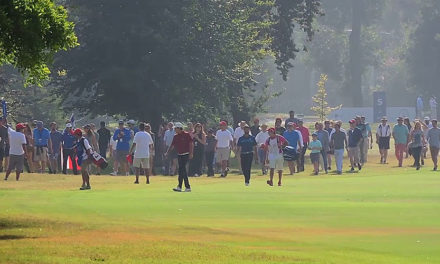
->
<box><xmin>216</xmin><ymin>147</ymin><xmax>230</xmax><ymax>162</ymax></box>
<box><xmin>34</xmin><ymin>147</ymin><xmax>48</xmax><ymax>162</ymax></box>
<box><xmin>133</xmin><ymin>158</ymin><xmax>150</xmax><ymax>169</ymax></box>
<box><xmin>269</xmin><ymin>155</ymin><xmax>284</xmax><ymax>171</ymax></box>
<box><xmin>8</xmin><ymin>154</ymin><xmax>24</xmax><ymax>171</ymax></box>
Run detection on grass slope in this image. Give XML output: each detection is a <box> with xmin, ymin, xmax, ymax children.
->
<box><xmin>0</xmin><ymin>155</ymin><xmax>439</xmax><ymax>263</ymax></box>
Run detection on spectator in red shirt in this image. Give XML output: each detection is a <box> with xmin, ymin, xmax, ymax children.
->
<box><xmin>165</xmin><ymin>123</ymin><xmax>193</xmax><ymax>192</ymax></box>
<box><xmin>296</xmin><ymin>119</ymin><xmax>309</xmax><ymax>172</ymax></box>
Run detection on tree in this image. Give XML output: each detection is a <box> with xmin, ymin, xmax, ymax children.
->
<box><xmin>407</xmin><ymin>0</ymin><xmax>440</xmax><ymax>99</ymax></box>
<box><xmin>0</xmin><ymin>0</ymin><xmax>78</xmax><ymax>85</ymax></box>
<box><xmin>54</xmin><ymin>0</ymin><xmax>321</xmax><ymax>128</ymax></box>
<box><xmin>311</xmin><ymin>74</ymin><xmax>341</xmax><ymax>121</ymax></box>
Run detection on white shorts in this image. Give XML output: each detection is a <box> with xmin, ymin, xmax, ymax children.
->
<box><xmin>269</xmin><ymin>155</ymin><xmax>284</xmax><ymax>171</ymax></box>
<box><xmin>216</xmin><ymin>147</ymin><xmax>230</xmax><ymax>162</ymax></box>
<box><xmin>133</xmin><ymin>158</ymin><xmax>150</xmax><ymax>169</ymax></box>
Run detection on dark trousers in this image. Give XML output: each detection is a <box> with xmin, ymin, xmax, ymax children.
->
<box><xmin>240</xmin><ymin>153</ymin><xmax>253</xmax><ymax>184</ymax></box>
<box><xmin>298</xmin><ymin>142</ymin><xmax>307</xmax><ymax>171</ymax></box>
<box><xmin>62</xmin><ymin>149</ymin><xmax>78</xmax><ymax>175</ymax></box>
<box><xmin>321</xmin><ymin>150</ymin><xmax>328</xmax><ymax>170</ymax></box>
<box><xmin>189</xmin><ymin>147</ymin><xmax>204</xmax><ymax>176</ymax></box>
<box><xmin>177</xmin><ymin>154</ymin><xmax>191</xmax><ymax>189</ymax></box>
<box><xmin>412</xmin><ymin>146</ymin><xmax>422</xmax><ymax>167</ymax></box>
<box><xmin>205</xmin><ymin>151</ymin><xmax>215</xmax><ymax>176</ymax></box>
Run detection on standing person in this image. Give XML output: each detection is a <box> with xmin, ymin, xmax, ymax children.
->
<box><xmin>427</xmin><ymin>119</ymin><xmax>440</xmax><ymax>171</ymax></box>
<box><xmin>49</xmin><ymin>122</ymin><xmax>63</xmax><ymax>174</ymax></box>
<box><xmin>430</xmin><ymin>96</ymin><xmax>437</xmax><ymax>120</ymax></box>
<box><xmin>4</xmin><ymin>124</ymin><xmax>27</xmax><ymax>181</ymax></box>
<box><xmin>233</xmin><ymin>121</ymin><xmax>246</xmax><ymax>171</ymax></box>
<box><xmin>275</xmin><ymin>118</ymin><xmax>286</xmax><ymax>135</ymax></box>
<box><xmin>265</xmin><ymin>128</ymin><xmax>288</xmax><ymax>186</ymax></box>
<box><xmin>416</xmin><ymin>95</ymin><xmax>424</xmax><ymax>119</ymax></box>
<box><xmin>165</xmin><ymin>123</ymin><xmax>193</xmax><ymax>192</ymax></box>
<box><xmin>315</xmin><ymin>122</ymin><xmax>330</xmax><ymax>174</ymax></box>
<box><xmin>61</xmin><ymin>123</ymin><xmax>78</xmax><ymax>175</ymax></box>
<box><xmin>216</xmin><ymin>121</ymin><xmax>233</xmax><ymax>177</ymax></box>
<box><xmin>422</xmin><ymin>117</ymin><xmax>432</xmax><ymax>163</ymax></box>
<box><xmin>359</xmin><ymin>116</ymin><xmax>373</xmax><ymax>164</ymax></box>
<box><xmin>324</xmin><ymin>120</ymin><xmax>333</xmax><ymax>170</ymax></box>
<box><xmin>403</xmin><ymin>117</ymin><xmax>412</xmax><ymax>159</ymax></box>
<box><xmin>112</xmin><ymin>120</ymin><xmax>132</xmax><ymax>176</ymax></box>
<box><xmin>296</xmin><ymin>120</ymin><xmax>309</xmax><ymax>172</ymax></box>
<box><xmin>205</xmin><ymin>128</ymin><xmax>217</xmax><ymax>177</ymax></box>
<box><xmin>109</xmin><ymin>136</ymin><xmax>119</xmax><ymax>175</ymax></box>
<box><xmin>308</xmin><ymin>132</ymin><xmax>322</xmax><ymax>175</ymax></box>
<box><xmin>129</xmin><ymin>123</ymin><xmax>154</xmax><ymax>184</ymax></box>
<box><xmin>284</xmin><ymin>111</ymin><xmax>299</xmax><ymax>128</ymax></box>
<box><xmin>250</xmin><ymin>118</ymin><xmax>260</xmax><ymax>136</ymax></box>
<box><xmin>237</xmin><ymin>124</ymin><xmax>257</xmax><ymax>186</ymax></box>
<box><xmin>23</xmin><ymin>123</ymin><xmax>34</xmax><ymax>173</ymax></box>
<box><xmin>84</xmin><ymin>125</ymin><xmax>98</xmax><ymax>152</ymax></box>
<box><xmin>331</xmin><ymin>123</ymin><xmax>348</xmax><ymax>174</ymax></box>
<box><xmin>408</xmin><ymin>121</ymin><xmax>425</xmax><ymax>170</ymax></box>
<box><xmin>73</xmin><ymin>128</ymin><xmax>93</xmax><ymax>190</ymax></box>
<box><xmin>97</xmin><ymin>121</ymin><xmax>111</xmax><ymax>159</ymax></box>
<box><xmin>255</xmin><ymin>124</ymin><xmax>269</xmax><ymax>175</ymax></box>
<box><xmin>189</xmin><ymin>123</ymin><xmax>206</xmax><ymax>177</ymax></box>
<box><xmin>163</xmin><ymin>122</ymin><xmax>177</xmax><ymax>176</ymax></box>
<box><xmin>376</xmin><ymin>117</ymin><xmax>391</xmax><ymax>164</ymax></box>
<box><xmin>145</xmin><ymin>123</ymin><xmax>156</xmax><ymax>176</ymax></box>
<box><xmin>392</xmin><ymin>117</ymin><xmax>410</xmax><ymax>167</ymax></box>
<box><xmin>127</xmin><ymin>120</ymin><xmax>139</xmax><ymax>136</ymax></box>
<box><xmin>33</xmin><ymin>121</ymin><xmax>52</xmax><ymax>173</ymax></box>
<box><xmin>283</xmin><ymin>122</ymin><xmax>302</xmax><ymax>175</ymax></box>
<box><xmin>0</xmin><ymin>117</ymin><xmax>9</xmax><ymax>172</ymax></box>
<box><xmin>347</xmin><ymin>120</ymin><xmax>363</xmax><ymax>172</ymax></box>
<box><xmin>97</xmin><ymin>121</ymin><xmax>111</xmax><ymax>175</ymax></box>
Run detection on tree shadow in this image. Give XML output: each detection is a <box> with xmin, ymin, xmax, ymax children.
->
<box><xmin>0</xmin><ymin>235</ymin><xmax>30</xmax><ymax>240</ymax></box>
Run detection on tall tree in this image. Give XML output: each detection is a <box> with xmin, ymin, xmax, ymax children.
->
<box><xmin>0</xmin><ymin>0</ymin><xmax>78</xmax><ymax>85</ymax></box>
<box><xmin>54</xmin><ymin>0</ymin><xmax>321</xmax><ymax>127</ymax></box>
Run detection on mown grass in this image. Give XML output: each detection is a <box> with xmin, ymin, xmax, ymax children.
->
<box><xmin>0</xmin><ymin>153</ymin><xmax>439</xmax><ymax>263</ymax></box>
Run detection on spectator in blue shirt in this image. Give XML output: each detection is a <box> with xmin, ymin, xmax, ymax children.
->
<box><xmin>62</xmin><ymin>123</ymin><xmax>78</xmax><ymax>175</ymax></box>
<box><xmin>236</xmin><ymin>125</ymin><xmax>257</xmax><ymax>186</ymax></box>
<box><xmin>33</xmin><ymin>121</ymin><xmax>52</xmax><ymax>173</ymax></box>
<box><xmin>113</xmin><ymin>120</ymin><xmax>132</xmax><ymax>176</ymax></box>
<box><xmin>283</xmin><ymin>122</ymin><xmax>302</xmax><ymax>175</ymax></box>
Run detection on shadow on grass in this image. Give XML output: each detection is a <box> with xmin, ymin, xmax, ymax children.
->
<box><xmin>0</xmin><ymin>234</ymin><xmax>32</xmax><ymax>240</ymax></box>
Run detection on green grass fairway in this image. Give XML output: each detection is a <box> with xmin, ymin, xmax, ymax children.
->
<box><xmin>1</xmin><ymin>155</ymin><xmax>440</xmax><ymax>263</ymax></box>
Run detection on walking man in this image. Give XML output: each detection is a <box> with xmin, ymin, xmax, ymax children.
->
<box><xmin>376</xmin><ymin>117</ymin><xmax>391</xmax><ymax>164</ymax></box>
<box><xmin>4</xmin><ymin>124</ymin><xmax>27</xmax><ymax>181</ymax></box>
<box><xmin>427</xmin><ymin>119</ymin><xmax>440</xmax><ymax>171</ymax></box>
<box><xmin>236</xmin><ymin>124</ymin><xmax>257</xmax><ymax>186</ymax></box>
<box><xmin>283</xmin><ymin>122</ymin><xmax>302</xmax><ymax>174</ymax></box>
<box><xmin>331</xmin><ymin>123</ymin><xmax>347</xmax><ymax>174</ymax></box>
<box><xmin>315</xmin><ymin>122</ymin><xmax>330</xmax><ymax>173</ymax></box>
<box><xmin>166</xmin><ymin>123</ymin><xmax>193</xmax><ymax>192</ymax></box>
<box><xmin>33</xmin><ymin>121</ymin><xmax>52</xmax><ymax>173</ymax></box>
<box><xmin>392</xmin><ymin>117</ymin><xmax>409</xmax><ymax>167</ymax></box>
<box><xmin>416</xmin><ymin>95</ymin><xmax>424</xmax><ymax>119</ymax></box>
<box><xmin>130</xmin><ymin>123</ymin><xmax>154</xmax><ymax>184</ymax></box>
<box><xmin>296</xmin><ymin>119</ymin><xmax>309</xmax><ymax>172</ymax></box>
<box><xmin>216</xmin><ymin>121</ymin><xmax>233</xmax><ymax>177</ymax></box>
<box><xmin>347</xmin><ymin>120</ymin><xmax>362</xmax><ymax>172</ymax></box>
<box><xmin>255</xmin><ymin>124</ymin><xmax>269</xmax><ymax>174</ymax></box>
<box><xmin>265</xmin><ymin>128</ymin><xmax>288</xmax><ymax>186</ymax></box>
<box><xmin>163</xmin><ymin>122</ymin><xmax>177</xmax><ymax>176</ymax></box>
<box><xmin>49</xmin><ymin>122</ymin><xmax>63</xmax><ymax>174</ymax></box>
<box><xmin>359</xmin><ymin>116</ymin><xmax>372</xmax><ymax>164</ymax></box>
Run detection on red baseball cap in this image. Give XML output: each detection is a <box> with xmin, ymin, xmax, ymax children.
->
<box><xmin>349</xmin><ymin>119</ymin><xmax>356</xmax><ymax>124</ymax></box>
<box><xmin>219</xmin><ymin>121</ymin><xmax>227</xmax><ymax>126</ymax></box>
<box><xmin>15</xmin><ymin>123</ymin><xmax>25</xmax><ymax>130</ymax></box>
<box><xmin>268</xmin><ymin>128</ymin><xmax>276</xmax><ymax>133</ymax></box>
<box><xmin>73</xmin><ymin>128</ymin><xmax>83</xmax><ymax>136</ymax></box>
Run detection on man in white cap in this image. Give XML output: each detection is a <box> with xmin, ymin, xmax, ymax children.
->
<box><xmin>233</xmin><ymin>121</ymin><xmax>247</xmax><ymax>171</ymax></box>
<box><xmin>376</xmin><ymin>117</ymin><xmax>391</xmax><ymax>164</ymax></box>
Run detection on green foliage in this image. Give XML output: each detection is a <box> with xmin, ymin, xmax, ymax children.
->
<box><xmin>54</xmin><ymin>0</ymin><xmax>321</xmax><ymax>127</ymax></box>
<box><xmin>0</xmin><ymin>0</ymin><xmax>78</xmax><ymax>86</ymax></box>
<box><xmin>407</xmin><ymin>0</ymin><xmax>440</xmax><ymax>98</ymax></box>
<box><xmin>311</xmin><ymin>74</ymin><xmax>341</xmax><ymax>121</ymax></box>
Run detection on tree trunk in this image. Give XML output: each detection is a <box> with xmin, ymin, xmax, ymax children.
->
<box><xmin>349</xmin><ymin>0</ymin><xmax>363</xmax><ymax>106</ymax></box>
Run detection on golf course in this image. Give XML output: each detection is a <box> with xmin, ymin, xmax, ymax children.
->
<box><xmin>0</xmin><ymin>155</ymin><xmax>439</xmax><ymax>264</ymax></box>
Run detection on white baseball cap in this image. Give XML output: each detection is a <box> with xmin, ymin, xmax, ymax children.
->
<box><xmin>66</xmin><ymin>123</ymin><xmax>72</xmax><ymax>128</ymax></box>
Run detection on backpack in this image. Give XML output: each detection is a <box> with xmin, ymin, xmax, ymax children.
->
<box><xmin>79</xmin><ymin>138</ymin><xmax>109</xmax><ymax>169</ymax></box>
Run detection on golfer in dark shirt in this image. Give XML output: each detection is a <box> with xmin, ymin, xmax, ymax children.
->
<box><xmin>237</xmin><ymin>125</ymin><xmax>257</xmax><ymax>186</ymax></box>
<box><xmin>166</xmin><ymin>123</ymin><xmax>193</xmax><ymax>192</ymax></box>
